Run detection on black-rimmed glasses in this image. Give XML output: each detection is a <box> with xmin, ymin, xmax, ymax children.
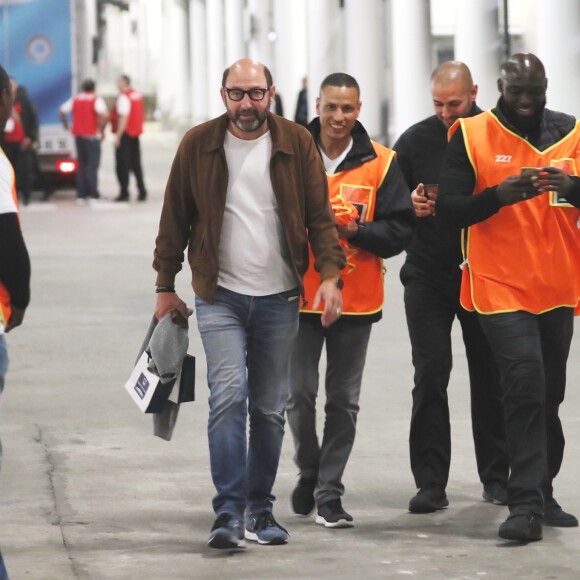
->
<box><xmin>223</xmin><ymin>87</ymin><xmax>270</xmax><ymax>102</ymax></box>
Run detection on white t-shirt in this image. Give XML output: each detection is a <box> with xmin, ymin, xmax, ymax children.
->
<box><xmin>0</xmin><ymin>149</ymin><xmax>17</xmax><ymax>334</ymax></box>
<box><xmin>217</xmin><ymin>130</ymin><xmax>296</xmax><ymax>295</ymax></box>
<box><xmin>116</xmin><ymin>93</ymin><xmax>131</xmax><ymax>116</ymax></box>
<box><xmin>319</xmin><ymin>138</ymin><xmax>353</xmax><ymax>174</ymax></box>
<box><xmin>60</xmin><ymin>95</ymin><xmax>107</xmax><ymax>115</ymax></box>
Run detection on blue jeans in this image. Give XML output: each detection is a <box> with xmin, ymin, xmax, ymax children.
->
<box><xmin>0</xmin><ymin>548</ymin><xmax>8</xmax><ymax>580</ymax></box>
<box><xmin>0</xmin><ymin>334</ymin><xmax>8</xmax><ymax>470</ymax></box>
<box><xmin>195</xmin><ymin>286</ymin><xmax>300</xmax><ymax>517</ymax></box>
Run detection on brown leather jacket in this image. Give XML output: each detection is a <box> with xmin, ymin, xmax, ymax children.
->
<box><xmin>153</xmin><ymin>113</ymin><xmax>345</xmax><ymax>302</ymax></box>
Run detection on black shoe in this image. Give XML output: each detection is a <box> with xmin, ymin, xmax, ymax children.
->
<box><xmin>498</xmin><ymin>513</ymin><xmax>542</xmax><ymax>542</ymax></box>
<box><xmin>544</xmin><ymin>497</ymin><xmax>579</xmax><ymax>527</ymax></box>
<box><xmin>315</xmin><ymin>498</ymin><xmax>354</xmax><ymax>528</ymax></box>
<box><xmin>137</xmin><ymin>192</ymin><xmax>147</xmax><ymax>201</ymax></box>
<box><xmin>291</xmin><ymin>477</ymin><xmax>316</xmax><ymax>516</ymax></box>
<box><xmin>208</xmin><ymin>513</ymin><xmax>245</xmax><ymax>549</ymax></box>
<box><xmin>245</xmin><ymin>511</ymin><xmax>289</xmax><ymax>545</ymax></box>
<box><xmin>409</xmin><ymin>485</ymin><xmax>449</xmax><ymax>513</ymax></box>
<box><xmin>115</xmin><ymin>194</ymin><xmax>129</xmax><ymax>202</ymax></box>
<box><xmin>482</xmin><ymin>481</ymin><xmax>508</xmax><ymax>505</ymax></box>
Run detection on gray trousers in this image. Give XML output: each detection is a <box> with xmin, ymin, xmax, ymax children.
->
<box><xmin>287</xmin><ymin>316</ymin><xmax>372</xmax><ymax>505</ymax></box>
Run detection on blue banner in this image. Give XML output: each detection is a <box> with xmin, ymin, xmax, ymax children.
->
<box><xmin>0</xmin><ymin>0</ymin><xmax>72</xmax><ymax>125</ymax></box>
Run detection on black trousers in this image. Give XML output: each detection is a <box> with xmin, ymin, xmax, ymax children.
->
<box><xmin>115</xmin><ymin>133</ymin><xmax>147</xmax><ymax>199</ymax></box>
<box><xmin>400</xmin><ymin>262</ymin><xmax>509</xmax><ymax>489</ymax></box>
<box><xmin>478</xmin><ymin>307</ymin><xmax>573</xmax><ymax>516</ymax></box>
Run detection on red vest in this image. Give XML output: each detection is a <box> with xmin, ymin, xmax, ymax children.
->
<box><xmin>111</xmin><ymin>89</ymin><xmax>144</xmax><ymax>136</ymax></box>
<box><xmin>452</xmin><ymin>112</ymin><xmax>580</xmax><ymax>315</ymax></box>
<box><xmin>302</xmin><ymin>141</ymin><xmax>395</xmax><ymax>316</ymax></box>
<box><xmin>3</xmin><ymin>102</ymin><xmax>25</xmax><ymax>143</ymax></box>
<box><xmin>125</xmin><ymin>89</ymin><xmax>144</xmax><ymax>137</ymax></box>
<box><xmin>71</xmin><ymin>92</ymin><xmax>98</xmax><ymax>136</ymax></box>
<box><xmin>0</xmin><ymin>148</ymin><xmax>19</xmax><ymax>326</ymax></box>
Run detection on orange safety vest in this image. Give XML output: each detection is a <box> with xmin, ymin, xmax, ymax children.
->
<box><xmin>0</xmin><ymin>147</ymin><xmax>19</xmax><ymax>326</ymax></box>
<box><xmin>302</xmin><ymin>141</ymin><xmax>395</xmax><ymax>316</ymax></box>
<box><xmin>71</xmin><ymin>92</ymin><xmax>98</xmax><ymax>136</ymax></box>
<box><xmin>452</xmin><ymin>111</ymin><xmax>580</xmax><ymax>315</ymax></box>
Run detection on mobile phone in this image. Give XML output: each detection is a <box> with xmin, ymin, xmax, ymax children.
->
<box><xmin>521</xmin><ymin>167</ymin><xmax>539</xmax><ymax>179</ymax></box>
<box><xmin>423</xmin><ymin>183</ymin><xmax>438</xmax><ymax>199</ymax></box>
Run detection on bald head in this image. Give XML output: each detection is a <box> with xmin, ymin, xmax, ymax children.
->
<box><xmin>430</xmin><ymin>61</ymin><xmax>477</xmax><ymax>128</ymax></box>
<box><xmin>222</xmin><ymin>59</ymin><xmax>273</xmax><ymax>89</ymax></box>
<box><xmin>500</xmin><ymin>52</ymin><xmax>545</xmax><ymax>82</ymax></box>
<box><xmin>497</xmin><ymin>53</ymin><xmax>547</xmax><ymax>128</ymax></box>
<box><xmin>431</xmin><ymin>61</ymin><xmax>474</xmax><ymax>93</ymax></box>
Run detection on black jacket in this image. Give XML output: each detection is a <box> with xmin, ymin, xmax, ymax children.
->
<box><xmin>393</xmin><ymin>104</ymin><xmax>482</xmax><ymax>275</ymax></box>
<box><xmin>306</xmin><ymin>118</ymin><xmax>415</xmax><ymax>322</ymax></box>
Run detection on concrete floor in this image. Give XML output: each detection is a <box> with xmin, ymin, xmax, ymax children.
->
<box><xmin>1</xmin><ymin>126</ymin><xmax>579</xmax><ymax>579</ymax></box>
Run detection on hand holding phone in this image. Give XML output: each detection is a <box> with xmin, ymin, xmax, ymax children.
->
<box><xmin>520</xmin><ymin>167</ymin><xmax>539</xmax><ymax>179</ymax></box>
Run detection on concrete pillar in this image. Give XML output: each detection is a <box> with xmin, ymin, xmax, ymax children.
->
<box><xmin>535</xmin><ymin>0</ymin><xmax>580</xmax><ymax>118</ymax></box>
<box><xmin>390</xmin><ymin>0</ymin><xmax>432</xmax><ymax>141</ymax></box>
<box><xmin>157</xmin><ymin>0</ymin><xmax>191</xmax><ymax>130</ymax></box>
<box><xmin>225</xmin><ymin>0</ymin><xmax>246</xmax><ymax>64</ymax></box>
<box><xmin>272</xmin><ymin>0</ymin><xmax>307</xmax><ymax>119</ymax></box>
<box><xmin>206</xmin><ymin>0</ymin><xmax>226</xmax><ymax>118</ymax></box>
<box><xmin>189</xmin><ymin>0</ymin><xmax>207</xmax><ymax>127</ymax></box>
<box><xmin>454</xmin><ymin>0</ymin><xmax>500</xmax><ymax>110</ymax></box>
<box><xmin>344</xmin><ymin>0</ymin><xmax>382</xmax><ymax>139</ymax></box>
<box><xmin>306</xmin><ymin>0</ymin><xmax>342</xmax><ymax>125</ymax></box>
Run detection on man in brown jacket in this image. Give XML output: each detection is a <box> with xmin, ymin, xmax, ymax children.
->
<box><xmin>153</xmin><ymin>59</ymin><xmax>345</xmax><ymax>550</ymax></box>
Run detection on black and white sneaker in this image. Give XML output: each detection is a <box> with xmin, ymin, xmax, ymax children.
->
<box><xmin>315</xmin><ymin>498</ymin><xmax>354</xmax><ymax>528</ymax></box>
<box><xmin>245</xmin><ymin>511</ymin><xmax>289</xmax><ymax>545</ymax></box>
<box><xmin>208</xmin><ymin>513</ymin><xmax>245</xmax><ymax>549</ymax></box>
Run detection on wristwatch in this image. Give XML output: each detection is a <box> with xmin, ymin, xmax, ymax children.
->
<box><xmin>334</xmin><ymin>276</ymin><xmax>344</xmax><ymax>290</ymax></box>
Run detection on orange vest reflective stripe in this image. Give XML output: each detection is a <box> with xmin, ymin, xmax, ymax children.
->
<box><xmin>71</xmin><ymin>92</ymin><xmax>98</xmax><ymax>136</ymax></box>
<box><xmin>452</xmin><ymin>112</ymin><xmax>580</xmax><ymax>315</ymax></box>
<box><xmin>0</xmin><ymin>147</ymin><xmax>19</xmax><ymax>326</ymax></box>
<box><xmin>125</xmin><ymin>89</ymin><xmax>144</xmax><ymax>137</ymax></box>
<box><xmin>302</xmin><ymin>141</ymin><xmax>395</xmax><ymax>316</ymax></box>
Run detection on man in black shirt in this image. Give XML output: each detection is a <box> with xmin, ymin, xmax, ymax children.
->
<box><xmin>393</xmin><ymin>61</ymin><xmax>509</xmax><ymax>514</ymax></box>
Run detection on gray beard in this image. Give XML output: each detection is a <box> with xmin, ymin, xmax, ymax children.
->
<box><xmin>235</xmin><ymin>117</ymin><xmax>262</xmax><ymax>132</ymax></box>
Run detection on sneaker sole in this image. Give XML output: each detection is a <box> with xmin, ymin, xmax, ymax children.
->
<box><xmin>315</xmin><ymin>515</ymin><xmax>354</xmax><ymax>528</ymax></box>
<box><xmin>208</xmin><ymin>531</ymin><xmax>245</xmax><ymax>550</ymax></box>
<box><xmin>244</xmin><ymin>530</ymin><xmax>288</xmax><ymax>545</ymax></box>
<box><xmin>408</xmin><ymin>503</ymin><xmax>449</xmax><ymax>514</ymax></box>
<box><xmin>498</xmin><ymin>528</ymin><xmax>542</xmax><ymax>542</ymax></box>
<box><xmin>482</xmin><ymin>493</ymin><xmax>507</xmax><ymax>506</ymax></box>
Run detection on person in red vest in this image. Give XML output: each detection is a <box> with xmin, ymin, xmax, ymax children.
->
<box><xmin>112</xmin><ymin>74</ymin><xmax>147</xmax><ymax>202</ymax></box>
<box><xmin>438</xmin><ymin>53</ymin><xmax>580</xmax><ymax>542</ymax></box>
<box><xmin>60</xmin><ymin>79</ymin><xmax>108</xmax><ymax>205</ymax></box>
<box><xmin>286</xmin><ymin>73</ymin><xmax>415</xmax><ymax>528</ymax></box>
<box><xmin>1</xmin><ymin>78</ymin><xmax>36</xmax><ymax>205</ymax></box>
